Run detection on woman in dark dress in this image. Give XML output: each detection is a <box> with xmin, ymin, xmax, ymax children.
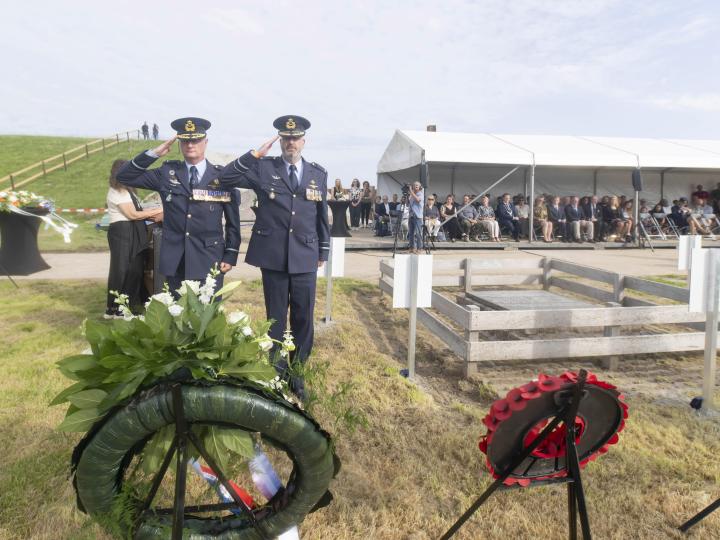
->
<box><xmin>360</xmin><ymin>180</ymin><xmax>374</xmax><ymax>228</ymax></box>
<box><xmin>440</xmin><ymin>194</ymin><xmax>462</xmax><ymax>242</ymax></box>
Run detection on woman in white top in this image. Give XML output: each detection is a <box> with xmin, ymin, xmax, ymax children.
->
<box><xmin>105</xmin><ymin>159</ymin><xmax>162</xmax><ymax>318</ymax></box>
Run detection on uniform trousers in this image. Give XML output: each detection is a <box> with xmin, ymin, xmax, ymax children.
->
<box><xmin>261</xmin><ymin>268</ymin><xmax>317</xmax><ymax>395</ymax></box>
<box><xmin>166</xmin><ymin>255</ymin><xmax>225</xmax><ymax>297</ymax></box>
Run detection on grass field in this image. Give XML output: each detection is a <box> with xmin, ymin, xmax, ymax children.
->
<box><xmin>0</xmin><ymin>135</ymin><xmax>181</xmax><ymax>208</ymax></box>
<box><xmin>0</xmin><ymin>136</ymin><xmax>94</xmax><ymax>179</ymax></box>
<box><xmin>37</xmin><ymin>214</ymin><xmax>109</xmax><ymax>252</ymax></box>
<box><xmin>1</xmin><ymin>278</ymin><xmax>719</xmax><ymax>539</ymax></box>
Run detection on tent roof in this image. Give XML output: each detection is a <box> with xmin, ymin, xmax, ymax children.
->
<box><xmin>377</xmin><ymin>130</ymin><xmax>720</xmax><ymax>173</ymax></box>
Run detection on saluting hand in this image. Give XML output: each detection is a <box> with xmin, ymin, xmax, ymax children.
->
<box><xmin>152</xmin><ymin>136</ymin><xmax>177</xmax><ymax>157</ymax></box>
<box><xmin>253</xmin><ymin>136</ymin><xmax>279</xmax><ymax>158</ymax></box>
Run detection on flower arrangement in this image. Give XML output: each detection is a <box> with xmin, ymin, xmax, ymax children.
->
<box><xmin>0</xmin><ymin>190</ymin><xmax>53</xmax><ymax>213</ymax></box>
<box><xmin>52</xmin><ymin>269</ymin><xmax>295</xmax><ymax>470</ymax></box>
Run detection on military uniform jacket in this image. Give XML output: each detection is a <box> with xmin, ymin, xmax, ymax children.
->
<box><xmin>220</xmin><ymin>152</ymin><xmax>330</xmax><ymax>274</ymax></box>
<box><xmin>117</xmin><ymin>152</ymin><xmax>241</xmax><ymax>279</ymax></box>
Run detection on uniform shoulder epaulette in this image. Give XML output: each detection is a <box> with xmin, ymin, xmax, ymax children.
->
<box><xmin>260</xmin><ymin>156</ymin><xmax>275</xmax><ymax>160</ymax></box>
<box><xmin>311</xmin><ymin>162</ymin><xmax>327</xmax><ymax>173</ymax></box>
<box><xmin>213</xmin><ymin>164</ymin><xmax>223</xmax><ymax>170</ymax></box>
<box><xmin>164</xmin><ymin>160</ymin><xmax>182</xmax><ymax>166</ymax></box>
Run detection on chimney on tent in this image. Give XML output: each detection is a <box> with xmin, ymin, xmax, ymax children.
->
<box><xmin>426</xmin><ymin>125</ymin><xmax>437</xmax><ymax>132</ymax></box>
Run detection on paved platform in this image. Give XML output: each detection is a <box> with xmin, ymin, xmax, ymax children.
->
<box><xmin>466</xmin><ymin>289</ymin><xmax>595</xmax><ymax>311</ymax></box>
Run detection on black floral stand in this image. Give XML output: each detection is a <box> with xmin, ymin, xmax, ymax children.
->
<box><xmin>328</xmin><ymin>200</ymin><xmax>351</xmax><ymax>238</ymax></box>
<box><xmin>0</xmin><ymin>207</ymin><xmax>51</xmax><ymax>275</ymax></box>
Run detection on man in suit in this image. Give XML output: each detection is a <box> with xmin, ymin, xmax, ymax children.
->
<box><xmin>496</xmin><ymin>193</ymin><xmax>520</xmax><ymax>241</ymax></box>
<box><xmin>548</xmin><ymin>196</ymin><xmax>567</xmax><ymax>241</ymax></box>
<box><xmin>389</xmin><ymin>194</ymin><xmax>399</xmax><ymax>211</ymax></box>
<box><xmin>117</xmin><ymin>117</ymin><xmax>240</xmax><ymax>293</ymax></box>
<box><xmin>581</xmin><ymin>195</ymin><xmax>602</xmax><ymax>241</ymax></box>
<box><xmin>565</xmin><ymin>196</ymin><xmax>594</xmax><ymax>243</ymax></box>
<box><xmin>220</xmin><ymin>115</ymin><xmax>329</xmax><ymax>400</ymax></box>
<box><xmin>374</xmin><ymin>195</ymin><xmax>390</xmax><ymax>236</ymax></box>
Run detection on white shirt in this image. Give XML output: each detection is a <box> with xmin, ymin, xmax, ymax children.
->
<box><xmin>186</xmin><ymin>159</ymin><xmax>207</xmax><ymax>181</ymax></box>
<box><xmin>283</xmin><ymin>158</ymin><xmax>303</xmax><ymax>182</ymax></box>
<box><xmin>107</xmin><ymin>187</ymin><xmax>133</xmax><ymax>224</ymax></box>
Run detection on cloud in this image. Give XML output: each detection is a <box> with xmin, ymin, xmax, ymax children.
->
<box><xmin>203</xmin><ymin>8</ymin><xmax>265</xmax><ymax>35</ymax></box>
<box><xmin>648</xmin><ymin>93</ymin><xmax>720</xmax><ymax>112</ymax></box>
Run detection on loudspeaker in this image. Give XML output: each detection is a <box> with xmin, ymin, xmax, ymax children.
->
<box><xmin>632</xmin><ymin>169</ymin><xmax>643</xmax><ymax>192</ymax></box>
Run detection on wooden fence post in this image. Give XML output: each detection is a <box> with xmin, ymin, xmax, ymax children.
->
<box><xmin>102</xmin><ymin>139</ymin><xmax>106</xmax><ymax>152</ymax></box>
<box><xmin>41</xmin><ymin>161</ymin><xmax>46</xmax><ymax>177</ymax></box>
<box><xmin>464</xmin><ymin>258</ymin><xmax>473</xmax><ymax>293</ymax></box>
<box><xmin>542</xmin><ymin>257</ymin><xmax>552</xmax><ymax>290</ymax></box>
<box><xmin>62</xmin><ymin>153</ymin><xmax>67</xmax><ymax>171</ymax></box>
<box><xmin>116</xmin><ymin>133</ymin><xmax>120</xmax><ymax>143</ymax></box>
<box><xmin>85</xmin><ymin>144</ymin><xmax>89</xmax><ymax>158</ymax></box>
<box><xmin>9</xmin><ymin>174</ymin><xmax>15</xmax><ymax>190</ymax></box>
<box><xmin>613</xmin><ymin>273</ymin><xmax>625</xmax><ymax>304</ymax></box>
<box><xmin>601</xmin><ymin>301</ymin><xmax>621</xmax><ymax>369</ymax></box>
<box><xmin>463</xmin><ymin>305</ymin><xmax>480</xmax><ymax>377</ymax></box>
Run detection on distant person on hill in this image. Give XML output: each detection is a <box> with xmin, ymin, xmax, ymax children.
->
<box><xmin>152</xmin><ymin>123</ymin><xmax>159</xmax><ymax>140</ymax></box>
<box><xmin>141</xmin><ymin>121</ymin><xmax>149</xmax><ymax>140</ymax></box>
<box><xmin>117</xmin><ymin>117</ymin><xmax>240</xmax><ymax>295</ymax></box>
<box><xmin>105</xmin><ymin>159</ymin><xmax>163</xmax><ymax>318</ymax></box>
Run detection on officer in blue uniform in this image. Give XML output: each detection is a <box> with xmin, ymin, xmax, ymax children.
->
<box><xmin>116</xmin><ymin>117</ymin><xmax>241</xmax><ymax>292</ymax></box>
<box><xmin>220</xmin><ymin>115</ymin><xmax>329</xmax><ymax>399</ymax></box>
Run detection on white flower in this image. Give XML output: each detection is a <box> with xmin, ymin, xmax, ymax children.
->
<box><xmin>227</xmin><ymin>310</ymin><xmax>248</xmax><ymax>325</ymax></box>
<box><xmin>282</xmin><ymin>329</ymin><xmax>296</xmax><ymax>351</ymax></box>
<box><xmin>168</xmin><ymin>304</ymin><xmax>184</xmax><ymax>317</ymax></box>
<box><xmin>151</xmin><ymin>292</ymin><xmax>174</xmax><ymax>306</ymax></box>
<box><xmin>199</xmin><ymin>292</ymin><xmax>212</xmax><ymax>305</ymax></box>
<box><xmin>112</xmin><ymin>292</ymin><xmax>129</xmax><ymax>306</ymax></box>
<box><xmin>119</xmin><ymin>305</ymin><xmax>135</xmax><ymax>321</ymax></box>
<box><xmin>178</xmin><ymin>280</ymin><xmax>201</xmax><ymax>296</ymax></box>
<box><xmin>257</xmin><ymin>336</ymin><xmax>273</xmax><ymax>351</ymax></box>
<box><xmin>242</xmin><ymin>326</ymin><xmax>253</xmax><ymax>337</ymax></box>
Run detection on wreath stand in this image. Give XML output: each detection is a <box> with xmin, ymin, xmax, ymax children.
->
<box><xmin>441</xmin><ymin>370</ymin><xmax>593</xmax><ymax>540</ymax></box>
<box><xmin>134</xmin><ymin>384</ymin><xmax>267</xmax><ymax>540</ymax></box>
<box><xmin>679</xmin><ymin>496</ymin><xmax>720</xmax><ymax>533</ymax></box>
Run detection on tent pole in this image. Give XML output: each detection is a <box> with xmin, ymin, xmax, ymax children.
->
<box><xmin>528</xmin><ymin>164</ymin><xmax>535</xmax><ymax>244</ymax></box>
<box><xmin>660</xmin><ymin>171</ymin><xmax>665</xmax><ymax>200</ymax></box>
<box><xmin>593</xmin><ymin>169</ymin><xmax>598</xmax><ymax>196</ymax></box>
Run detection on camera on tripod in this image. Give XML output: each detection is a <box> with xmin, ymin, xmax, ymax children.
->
<box><xmin>400</xmin><ymin>183</ymin><xmax>411</xmax><ymax>203</ymax></box>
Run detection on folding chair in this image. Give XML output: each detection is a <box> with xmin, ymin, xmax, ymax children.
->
<box><xmin>640</xmin><ymin>213</ymin><xmax>666</xmax><ymax>240</ymax></box>
<box><xmin>666</xmin><ymin>215</ymin><xmax>688</xmax><ymax>237</ymax></box>
<box><xmin>653</xmin><ymin>213</ymin><xmax>676</xmax><ymax>239</ymax></box>
<box><xmin>690</xmin><ymin>213</ymin><xmax>717</xmax><ymax>240</ymax></box>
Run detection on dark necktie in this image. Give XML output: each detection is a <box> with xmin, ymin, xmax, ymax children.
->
<box><xmin>289</xmin><ymin>164</ymin><xmax>299</xmax><ymax>191</ymax></box>
<box><xmin>190</xmin><ymin>165</ymin><xmax>199</xmax><ymax>188</ymax></box>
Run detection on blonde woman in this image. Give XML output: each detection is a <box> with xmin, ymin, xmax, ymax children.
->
<box><xmin>533</xmin><ymin>195</ymin><xmax>553</xmax><ymax>242</ymax></box>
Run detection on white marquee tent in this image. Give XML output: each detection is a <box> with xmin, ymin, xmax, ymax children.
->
<box><xmin>377</xmin><ymin>130</ymin><xmax>720</xmax><ymax>207</ymax></box>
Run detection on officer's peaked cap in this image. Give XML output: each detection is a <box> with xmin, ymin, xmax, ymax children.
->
<box><xmin>171</xmin><ymin>117</ymin><xmax>211</xmax><ymax>140</ymax></box>
<box><xmin>274</xmin><ymin>115</ymin><xmax>310</xmax><ymax>137</ymax></box>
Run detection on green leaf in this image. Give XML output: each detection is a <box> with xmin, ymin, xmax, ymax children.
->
<box><xmin>223</xmin><ymin>362</ymin><xmax>277</xmax><ymax>381</ymax></box>
<box><xmin>98</xmin><ymin>354</ymin><xmax>135</xmax><ymax>370</ymax></box>
<box><xmin>205</xmin><ymin>314</ymin><xmax>226</xmax><ymax>339</ymax></box>
<box><xmin>57</xmin><ymin>354</ymin><xmax>97</xmax><ymax>372</ymax></box>
<box><xmin>85</xmin><ymin>319</ymin><xmax>111</xmax><ymax>346</ymax></box>
<box><xmin>197</xmin><ymin>303</ymin><xmax>219</xmax><ymax>339</ymax></box>
<box><xmin>215</xmin><ymin>428</ymin><xmax>255</xmax><ymax>460</ymax></box>
<box><xmin>68</xmin><ymin>389</ymin><xmax>108</xmax><ymax>409</ymax></box>
<box><xmin>213</xmin><ymin>280</ymin><xmax>243</xmax><ymax>299</ymax></box>
<box><xmin>144</xmin><ymin>300</ymin><xmax>173</xmax><ymax>335</ymax></box>
<box><xmin>115</xmin><ymin>372</ymin><xmax>148</xmax><ymax>402</ymax></box>
<box><xmin>196</xmin><ymin>352</ymin><xmax>219</xmax><ymax>360</ymax></box>
<box><xmin>230</xmin><ymin>341</ymin><xmax>258</xmax><ymax>363</ymax></box>
<box><xmin>141</xmin><ymin>426</ymin><xmax>175</xmax><ymax>475</ymax></box>
<box><xmin>203</xmin><ymin>426</ymin><xmax>228</xmax><ymax>471</ymax></box>
<box><xmin>111</xmin><ymin>332</ymin><xmax>148</xmax><ymax>361</ymax></box>
<box><xmin>49</xmin><ymin>381</ymin><xmax>87</xmax><ymax>406</ymax></box>
<box><xmin>57</xmin><ymin>408</ymin><xmax>104</xmax><ymax>432</ymax></box>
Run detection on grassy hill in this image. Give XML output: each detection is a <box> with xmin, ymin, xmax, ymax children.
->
<box><xmin>0</xmin><ymin>135</ymin><xmax>94</xmax><ymax>179</ymax></box>
<box><xmin>0</xmin><ymin>135</ymin><xmax>182</xmax><ymax>208</ymax></box>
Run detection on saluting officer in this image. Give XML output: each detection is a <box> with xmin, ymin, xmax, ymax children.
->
<box><xmin>117</xmin><ymin>117</ymin><xmax>241</xmax><ymax>292</ymax></box>
<box><xmin>220</xmin><ymin>115</ymin><xmax>329</xmax><ymax>398</ymax></box>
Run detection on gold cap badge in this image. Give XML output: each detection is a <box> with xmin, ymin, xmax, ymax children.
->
<box><xmin>185</xmin><ymin>120</ymin><xmax>196</xmax><ymax>132</ymax></box>
<box><xmin>286</xmin><ymin>118</ymin><xmax>296</xmax><ymax>129</ymax></box>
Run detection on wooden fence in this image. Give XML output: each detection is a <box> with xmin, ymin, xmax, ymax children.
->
<box><xmin>379</xmin><ymin>256</ymin><xmax>712</xmax><ymax>377</ymax></box>
<box><xmin>0</xmin><ymin>129</ymin><xmax>141</xmax><ymax>190</ymax></box>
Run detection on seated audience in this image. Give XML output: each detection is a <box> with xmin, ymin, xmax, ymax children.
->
<box><xmin>670</xmin><ymin>197</ymin><xmax>691</xmax><ymax>230</ymax></box>
<box><xmin>603</xmin><ymin>196</ymin><xmax>629</xmax><ymax>241</ymax></box>
<box><xmin>424</xmin><ymin>195</ymin><xmax>442</xmax><ymax>240</ymax></box>
<box><xmin>458</xmin><ymin>194</ymin><xmax>482</xmax><ymax>241</ymax></box>
<box><xmin>581</xmin><ymin>195</ymin><xmax>602</xmax><ymax>241</ymax></box>
<box><xmin>477</xmin><ymin>195</ymin><xmax>501</xmax><ymax>242</ymax></box>
<box><xmin>548</xmin><ymin>196</ymin><xmax>567</xmax><ymax>241</ymax></box>
<box><xmin>374</xmin><ymin>195</ymin><xmax>390</xmax><ymax>236</ymax></box>
<box><xmin>515</xmin><ymin>196</ymin><xmax>530</xmax><ymax>238</ymax></box>
<box><xmin>565</xmin><ymin>196</ymin><xmax>594</xmax><ymax>243</ymax></box>
<box><xmin>496</xmin><ymin>192</ymin><xmax>520</xmax><ymax>241</ymax></box>
<box><xmin>440</xmin><ymin>194</ymin><xmax>462</xmax><ymax>242</ymax></box>
<box><xmin>534</xmin><ymin>195</ymin><xmax>553</xmax><ymax>242</ymax></box>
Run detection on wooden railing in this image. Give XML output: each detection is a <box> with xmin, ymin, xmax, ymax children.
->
<box><xmin>379</xmin><ymin>256</ymin><xmax>712</xmax><ymax>377</ymax></box>
<box><xmin>0</xmin><ymin>129</ymin><xmax>141</xmax><ymax>190</ymax></box>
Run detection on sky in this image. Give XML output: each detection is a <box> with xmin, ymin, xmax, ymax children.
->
<box><xmin>3</xmin><ymin>0</ymin><xmax>720</xmax><ymax>182</ymax></box>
